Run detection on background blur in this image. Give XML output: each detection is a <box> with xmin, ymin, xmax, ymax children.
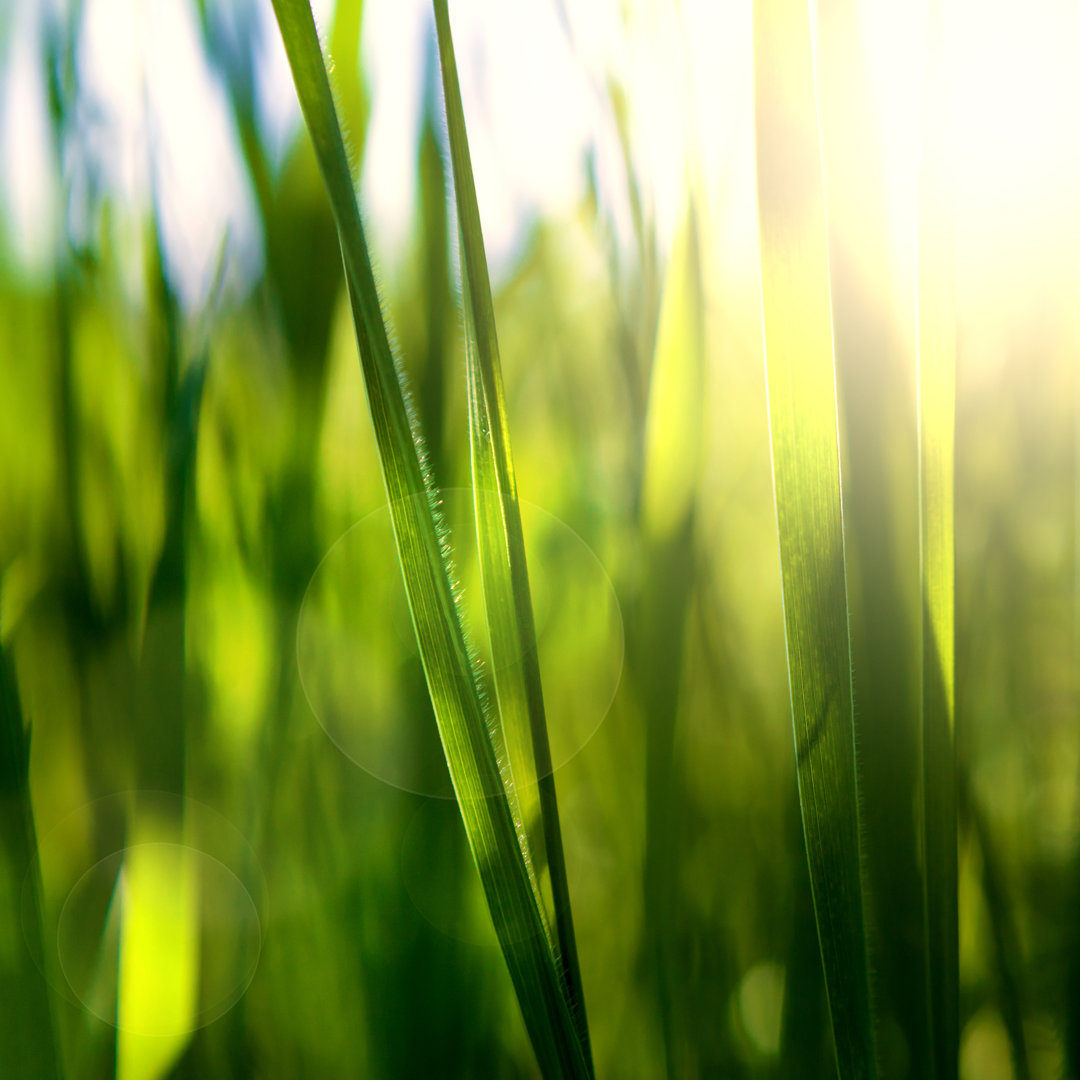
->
<box><xmin>1</xmin><ymin>0</ymin><xmax>1078</xmax><ymax>1077</ymax></box>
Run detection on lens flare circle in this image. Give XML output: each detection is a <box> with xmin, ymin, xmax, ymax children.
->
<box><xmin>297</xmin><ymin>489</ymin><xmax>624</xmax><ymax>798</ymax></box>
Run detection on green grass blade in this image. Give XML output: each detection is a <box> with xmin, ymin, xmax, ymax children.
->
<box><xmin>753</xmin><ymin>1</ymin><xmax>876</xmax><ymax>1077</ymax></box>
<box><xmin>432</xmin><ymin>2</ymin><xmax>593</xmax><ymax>1071</ymax></box>
<box><xmin>269</xmin><ymin>4</ymin><xmax>590</xmax><ymax>1076</ymax></box>
<box><xmin>917</xmin><ymin>2</ymin><xmax>958</xmax><ymax>1076</ymax></box>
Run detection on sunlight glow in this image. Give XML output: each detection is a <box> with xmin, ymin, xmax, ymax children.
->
<box><xmin>857</xmin><ymin>0</ymin><xmax>1080</xmax><ymax>368</ymax></box>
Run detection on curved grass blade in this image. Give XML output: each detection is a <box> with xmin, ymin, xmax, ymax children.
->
<box><xmin>753</xmin><ymin>0</ymin><xmax>877</xmax><ymax>1076</ymax></box>
<box><xmin>432</xmin><ymin>2</ymin><xmax>593</xmax><ymax>1071</ymax></box>
<box><xmin>269</xmin><ymin>4</ymin><xmax>590</xmax><ymax>1076</ymax></box>
<box><xmin>917</xmin><ymin>0</ymin><xmax>958</xmax><ymax>1076</ymax></box>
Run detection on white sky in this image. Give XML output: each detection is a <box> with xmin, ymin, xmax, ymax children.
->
<box><xmin>0</xmin><ymin>0</ymin><xmax>56</xmax><ymax>281</ymax></box>
<box><xmin>1</xmin><ymin>0</ymin><xmax>1077</xmax><ymax>339</ymax></box>
<box><xmin>0</xmin><ymin>0</ymin><xmax>736</xmax><ymax>303</ymax></box>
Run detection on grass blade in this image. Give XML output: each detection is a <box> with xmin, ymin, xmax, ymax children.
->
<box><xmin>269</xmin><ymin>3</ymin><xmax>590</xmax><ymax>1076</ymax></box>
<box><xmin>432</xmin><ymin>2</ymin><xmax>593</xmax><ymax>1071</ymax></box>
<box><xmin>917</xmin><ymin>0</ymin><xmax>958</xmax><ymax>1076</ymax></box>
<box><xmin>753</xmin><ymin>1</ymin><xmax>876</xmax><ymax>1076</ymax></box>
<box><xmin>816</xmin><ymin>0</ymin><xmax>927</xmax><ymax>1064</ymax></box>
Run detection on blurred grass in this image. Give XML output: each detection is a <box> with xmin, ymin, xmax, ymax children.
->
<box><xmin>0</xmin><ymin>0</ymin><xmax>1077</xmax><ymax>1078</ymax></box>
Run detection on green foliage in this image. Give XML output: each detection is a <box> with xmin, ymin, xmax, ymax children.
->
<box><xmin>0</xmin><ymin>2</ymin><xmax>1075</xmax><ymax>1078</ymax></box>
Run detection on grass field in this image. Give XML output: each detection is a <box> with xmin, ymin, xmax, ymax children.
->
<box><xmin>1</xmin><ymin>1</ymin><xmax>1078</xmax><ymax>1077</ymax></box>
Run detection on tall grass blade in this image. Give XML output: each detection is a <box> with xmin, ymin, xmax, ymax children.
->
<box><xmin>917</xmin><ymin>0</ymin><xmax>958</xmax><ymax>1075</ymax></box>
<box><xmin>432</xmin><ymin>2</ymin><xmax>593</xmax><ymax>1071</ymax></box>
<box><xmin>754</xmin><ymin>1</ymin><xmax>876</xmax><ymax>1076</ymax></box>
<box><xmin>816</xmin><ymin>0</ymin><xmax>926</xmax><ymax>1062</ymax></box>
<box><xmin>269</xmin><ymin>3</ymin><xmax>590</xmax><ymax>1076</ymax></box>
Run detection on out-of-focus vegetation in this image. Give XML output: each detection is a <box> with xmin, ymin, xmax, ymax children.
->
<box><xmin>0</xmin><ymin>0</ymin><xmax>1078</xmax><ymax>1078</ymax></box>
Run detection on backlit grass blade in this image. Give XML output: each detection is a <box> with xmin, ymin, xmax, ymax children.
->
<box><xmin>269</xmin><ymin>4</ymin><xmax>590</xmax><ymax>1076</ymax></box>
<box><xmin>917</xmin><ymin>1</ymin><xmax>958</xmax><ymax>1076</ymax></box>
<box><xmin>753</xmin><ymin>1</ymin><xmax>876</xmax><ymax>1077</ymax></box>
<box><xmin>432</xmin><ymin>2</ymin><xmax>593</xmax><ymax>1071</ymax></box>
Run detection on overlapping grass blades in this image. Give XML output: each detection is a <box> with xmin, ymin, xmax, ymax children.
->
<box><xmin>917</xmin><ymin>0</ymin><xmax>958</xmax><ymax>1074</ymax></box>
<box><xmin>431</xmin><ymin>2</ymin><xmax>593</xmax><ymax>1070</ymax></box>
<box><xmin>753</xmin><ymin>0</ymin><xmax>876</xmax><ymax>1076</ymax></box>
<box><xmin>269</xmin><ymin>2</ymin><xmax>590</xmax><ymax>1075</ymax></box>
